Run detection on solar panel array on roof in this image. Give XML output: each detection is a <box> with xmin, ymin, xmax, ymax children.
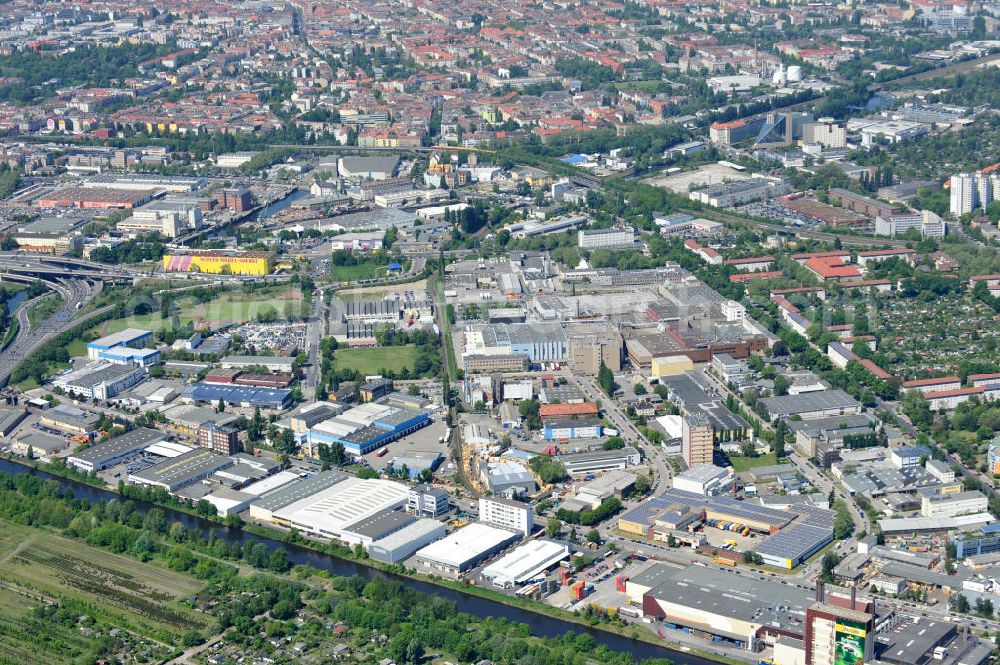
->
<box><xmin>753</xmin><ymin>522</ymin><xmax>832</xmax><ymax>564</ymax></box>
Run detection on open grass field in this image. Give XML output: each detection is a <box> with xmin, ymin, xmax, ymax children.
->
<box><xmin>64</xmin><ymin>338</ymin><xmax>88</xmax><ymax>357</ymax></box>
<box><xmin>726</xmin><ymin>453</ymin><xmax>781</xmax><ymax>472</ymax></box>
<box><xmin>330</xmin><ymin>261</ymin><xmax>388</xmax><ymax>281</ymax></box>
<box><xmin>88</xmin><ymin>286</ymin><xmax>303</xmax><ymax>337</ymax></box>
<box><xmin>0</xmin><ymin>522</ymin><xmax>207</xmax><ymax>643</ymax></box>
<box><xmin>333</xmin><ymin>345</ymin><xmax>419</xmax><ymax>375</ymax></box>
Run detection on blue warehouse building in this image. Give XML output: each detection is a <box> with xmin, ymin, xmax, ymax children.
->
<box><xmin>182</xmin><ymin>383</ymin><xmax>293</xmax><ymax>410</ymax></box>
<box><xmin>98</xmin><ymin>347</ymin><xmax>161</xmax><ymax>368</ymax></box>
<box><xmin>87</xmin><ymin>328</ymin><xmax>154</xmax><ymax>361</ymax></box>
<box><xmin>306</xmin><ymin>405</ymin><xmax>431</xmax><ymax>456</ymax></box>
<box><xmin>543</xmin><ymin>418</ymin><xmax>603</xmax><ymax>441</ymax></box>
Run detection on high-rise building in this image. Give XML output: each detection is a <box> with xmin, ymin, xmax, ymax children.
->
<box><xmin>198</xmin><ymin>423</ymin><xmax>241</xmax><ymax>455</ymax></box>
<box><xmin>803</xmin><ymin>121</ymin><xmax>846</xmax><ymax>148</ymax></box>
<box><xmin>950</xmin><ymin>173</ymin><xmax>976</xmax><ymax>216</ymax></box>
<box><xmin>681</xmin><ymin>411</ymin><xmax>714</xmax><ymax>467</ymax></box>
<box><xmin>805</xmin><ymin>584</ymin><xmax>875</xmax><ymax>665</ymax></box>
<box><xmin>950</xmin><ymin>172</ymin><xmax>996</xmax><ymax>217</ymax></box>
<box><xmin>977</xmin><ymin>174</ymin><xmax>993</xmax><ymax>212</ymax></box>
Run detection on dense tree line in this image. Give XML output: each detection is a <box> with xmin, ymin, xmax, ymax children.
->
<box><xmin>0</xmin><ymin>163</ymin><xmax>21</xmax><ymax>199</ymax></box>
<box><xmin>90</xmin><ymin>234</ymin><xmax>167</xmax><ymax>265</ymax></box>
<box><xmin>556</xmin><ymin>498</ymin><xmax>623</xmax><ymax>526</ymax></box>
<box><xmin>0</xmin><ymin>42</ymin><xmax>174</xmax><ymax>104</ymax></box>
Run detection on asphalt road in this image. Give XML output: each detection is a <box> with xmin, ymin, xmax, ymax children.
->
<box><xmin>0</xmin><ymin>279</ymin><xmax>110</xmax><ymax>386</ymax></box>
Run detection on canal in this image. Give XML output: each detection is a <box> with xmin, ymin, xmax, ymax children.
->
<box><xmin>0</xmin><ymin>458</ymin><xmax>721</xmax><ymax>664</ymax></box>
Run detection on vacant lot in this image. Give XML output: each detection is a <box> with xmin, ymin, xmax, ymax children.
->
<box><xmin>89</xmin><ymin>287</ymin><xmax>304</xmax><ymax>336</ymax></box>
<box><xmin>0</xmin><ymin>523</ymin><xmax>207</xmax><ymax>643</ymax></box>
<box><xmin>330</xmin><ymin>261</ymin><xmax>388</xmax><ymax>282</ymax></box>
<box><xmin>642</xmin><ymin>162</ymin><xmax>752</xmax><ymax>194</ymax></box>
<box><xmin>333</xmin><ymin>346</ymin><xmax>419</xmax><ymax>375</ymax></box>
<box><xmin>726</xmin><ymin>452</ymin><xmax>780</xmax><ymax>472</ymax></box>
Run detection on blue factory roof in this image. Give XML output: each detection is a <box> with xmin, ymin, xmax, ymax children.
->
<box><xmin>183</xmin><ymin>382</ymin><xmax>291</xmax><ymax>408</ymax></box>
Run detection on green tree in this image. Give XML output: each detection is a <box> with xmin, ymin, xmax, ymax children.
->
<box><xmin>546</xmin><ymin>518</ymin><xmax>562</xmax><ymax>538</ymax></box>
<box><xmin>598</xmin><ymin>360</ymin><xmax>615</xmax><ymax>396</ymax></box>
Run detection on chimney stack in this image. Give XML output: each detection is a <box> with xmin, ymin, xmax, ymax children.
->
<box><xmin>816</xmin><ymin>581</ymin><xmax>825</xmax><ymax>603</ymax></box>
<box><xmin>851</xmin><ymin>584</ymin><xmax>857</xmax><ymax>609</ymax></box>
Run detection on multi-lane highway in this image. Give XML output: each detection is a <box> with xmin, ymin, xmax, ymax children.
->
<box><xmin>0</xmin><ymin>275</ymin><xmax>109</xmax><ymax>386</ymax></box>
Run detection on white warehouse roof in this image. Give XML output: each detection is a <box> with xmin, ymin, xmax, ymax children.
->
<box><xmin>415</xmin><ymin>522</ymin><xmax>519</xmax><ymax>570</ymax></box>
<box><xmin>145</xmin><ymin>441</ymin><xmax>196</xmax><ymax>458</ymax></box>
<box><xmin>481</xmin><ymin>539</ymin><xmax>570</xmax><ymax>587</ymax></box>
<box><xmin>274</xmin><ymin>478</ymin><xmax>409</xmax><ymax>539</ymax></box>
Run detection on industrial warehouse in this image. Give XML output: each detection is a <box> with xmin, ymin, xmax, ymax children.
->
<box><xmin>300</xmin><ymin>401</ymin><xmax>431</xmax><ymax>456</ymax></box>
<box><xmin>628</xmin><ymin>564</ymin><xmax>814</xmax><ymax>650</ymax></box>
<box><xmin>618</xmin><ymin>489</ymin><xmax>834</xmax><ymax>569</ymax></box>
<box><xmin>414</xmin><ymin>522</ymin><xmax>523</xmax><ymax>575</ymax></box>
<box><xmin>161</xmin><ymin>250</ymin><xmax>276</xmax><ymax>275</ymax></box>
<box><xmin>269</xmin><ymin>477</ymin><xmax>411</xmax><ymax>540</ymax></box>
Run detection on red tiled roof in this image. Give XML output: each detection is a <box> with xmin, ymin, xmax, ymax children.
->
<box><xmin>539</xmin><ymin>403</ymin><xmax>599</xmax><ymax>418</ymax></box>
<box><xmin>902</xmin><ymin>376</ymin><xmax>961</xmax><ymax>388</ymax></box>
<box><xmin>922</xmin><ymin>386</ymin><xmax>983</xmax><ymax>399</ymax></box>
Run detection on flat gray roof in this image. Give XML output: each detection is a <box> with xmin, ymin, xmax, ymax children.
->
<box><xmin>342</xmin><ymin>510</ymin><xmax>414</xmax><ymax>539</ymax></box>
<box><xmin>557</xmin><ymin>446</ymin><xmax>638</xmax><ymax>465</ymax></box>
<box><xmin>17</xmin><ymin>431</ymin><xmax>65</xmax><ymax>453</ymax></box>
<box><xmin>628</xmin><ymin>562</ymin><xmax>677</xmax><ymax>589</ymax></box>
<box><xmin>68</xmin><ymin>427</ymin><xmax>166</xmax><ymax>465</ymax></box>
<box><xmin>371</xmin><ymin>518</ymin><xmax>444</xmax><ymax>550</ymax></box>
<box><xmin>647</xmin><ymin>565</ymin><xmax>813</xmax><ymax>626</ymax></box>
<box><xmin>251</xmin><ymin>470</ymin><xmax>349</xmax><ymax>512</ymax></box>
<box><xmin>761</xmin><ymin>389</ymin><xmax>861</xmax><ymax>417</ymax></box>
<box><xmin>130</xmin><ymin>448</ymin><xmax>232</xmax><ymax>487</ymax></box>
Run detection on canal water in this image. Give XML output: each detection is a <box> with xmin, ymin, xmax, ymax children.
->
<box><xmin>0</xmin><ymin>459</ymin><xmax>718</xmax><ymax>664</ymax></box>
<box><xmin>6</xmin><ymin>290</ymin><xmax>28</xmax><ymax>314</ymax></box>
<box><xmin>252</xmin><ymin>188</ymin><xmax>311</xmax><ymax>221</ymax></box>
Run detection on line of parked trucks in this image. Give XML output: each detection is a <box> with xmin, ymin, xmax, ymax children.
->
<box><xmin>705</xmin><ymin>518</ymin><xmax>751</xmax><ymax>537</ymax></box>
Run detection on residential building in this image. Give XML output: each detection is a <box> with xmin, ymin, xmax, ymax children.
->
<box><xmin>802</xmin><ymin>121</ymin><xmax>846</xmax><ymax>148</ymax></box>
<box><xmin>682</xmin><ymin>412</ymin><xmax>714</xmax><ymax>467</ymax></box>
<box><xmin>479</xmin><ymin>496</ymin><xmax>533</xmax><ymax>536</ymax></box>
<box><xmin>875</xmin><ymin>210</ymin><xmax>946</xmax><ymax>238</ymax></box>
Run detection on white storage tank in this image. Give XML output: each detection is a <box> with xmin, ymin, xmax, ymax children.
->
<box><xmin>787</xmin><ymin>65</ymin><xmax>803</xmax><ymax>82</ymax></box>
